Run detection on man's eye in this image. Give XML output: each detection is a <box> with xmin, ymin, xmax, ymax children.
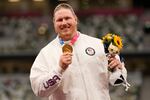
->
<box><xmin>57</xmin><ymin>19</ymin><xmax>62</xmax><ymax>22</ymax></box>
<box><xmin>65</xmin><ymin>17</ymin><xmax>70</xmax><ymax>20</ymax></box>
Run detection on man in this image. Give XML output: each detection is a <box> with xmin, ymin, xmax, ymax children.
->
<box><xmin>30</xmin><ymin>3</ymin><xmax>129</xmax><ymax>100</ymax></box>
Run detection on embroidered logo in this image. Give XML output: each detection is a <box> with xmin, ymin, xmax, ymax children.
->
<box><xmin>85</xmin><ymin>47</ymin><xmax>95</xmax><ymax>56</ymax></box>
<box><xmin>43</xmin><ymin>75</ymin><xmax>61</xmax><ymax>89</ymax></box>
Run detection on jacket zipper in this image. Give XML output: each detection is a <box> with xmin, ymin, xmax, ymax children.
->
<box><xmin>74</xmin><ymin>46</ymin><xmax>89</xmax><ymax>100</ymax></box>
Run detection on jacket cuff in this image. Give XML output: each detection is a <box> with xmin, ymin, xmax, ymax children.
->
<box><xmin>109</xmin><ymin>69</ymin><xmax>130</xmax><ymax>91</ymax></box>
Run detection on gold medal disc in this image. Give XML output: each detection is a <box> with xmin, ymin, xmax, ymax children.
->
<box><xmin>62</xmin><ymin>44</ymin><xmax>73</xmax><ymax>53</ymax></box>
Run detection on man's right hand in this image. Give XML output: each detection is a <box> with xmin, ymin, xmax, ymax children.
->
<box><xmin>59</xmin><ymin>52</ymin><xmax>73</xmax><ymax>70</ymax></box>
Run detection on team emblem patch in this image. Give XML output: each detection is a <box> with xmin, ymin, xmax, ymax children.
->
<box><xmin>85</xmin><ymin>47</ymin><xmax>95</xmax><ymax>56</ymax></box>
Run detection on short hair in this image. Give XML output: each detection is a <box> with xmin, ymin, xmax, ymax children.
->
<box><xmin>53</xmin><ymin>3</ymin><xmax>76</xmax><ymax>18</ymax></box>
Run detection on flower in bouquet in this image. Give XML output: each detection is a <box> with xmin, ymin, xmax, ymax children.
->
<box><xmin>102</xmin><ymin>33</ymin><xmax>123</xmax><ymax>55</ymax></box>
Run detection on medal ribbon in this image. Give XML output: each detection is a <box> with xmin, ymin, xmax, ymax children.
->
<box><xmin>59</xmin><ymin>33</ymin><xmax>79</xmax><ymax>45</ymax></box>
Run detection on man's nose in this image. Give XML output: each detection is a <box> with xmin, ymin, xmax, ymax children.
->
<box><xmin>62</xmin><ymin>19</ymin><xmax>67</xmax><ymax>25</ymax></box>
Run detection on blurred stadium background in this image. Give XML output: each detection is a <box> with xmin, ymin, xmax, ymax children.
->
<box><xmin>0</xmin><ymin>0</ymin><xmax>150</xmax><ymax>100</ymax></box>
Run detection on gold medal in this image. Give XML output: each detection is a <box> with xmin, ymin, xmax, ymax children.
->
<box><xmin>62</xmin><ymin>44</ymin><xmax>73</xmax><ymax>53</ymax></box>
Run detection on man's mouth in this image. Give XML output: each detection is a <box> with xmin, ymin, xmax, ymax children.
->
<box><xmin>60</xmin><ymin>24</ymin><xmax>71</xmax><ymax>30</ymax></box>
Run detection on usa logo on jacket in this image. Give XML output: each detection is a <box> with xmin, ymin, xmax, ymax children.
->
<box><xmin>85</xmin><ymin>47</ymin><xmax>95</xmax><ymax>56</ymax></box>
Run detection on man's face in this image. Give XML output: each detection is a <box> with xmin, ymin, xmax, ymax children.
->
<box><xmin>53</xmin><ymin>8</ymin><xmax>77</xmax><ymax>40</ymax></box>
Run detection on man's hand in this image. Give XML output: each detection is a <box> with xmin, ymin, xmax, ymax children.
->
<box><xmin>59</xmin><ymin>52</ymin><xmax>73</xmax><ymax>70</ymax></box>
<box><xmin>108</xmin><ymin>55</ymin><xmax>122</xmax><ymax>71</ymax></box>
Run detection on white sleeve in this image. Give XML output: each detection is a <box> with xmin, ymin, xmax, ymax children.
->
<box><xmin>109</xmin><ymin>55</ymin><xmax>130</xmax><ymax>91</ymax></box>
<box><xmin>29</xmin><ymin>50</ymin><xmax>64</xmax><ymax>97</ymax></box>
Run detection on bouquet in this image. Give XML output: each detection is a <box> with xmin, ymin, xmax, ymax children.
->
<box><xmin>102</xmin><ymin>33</ymin><xmax>123</xmax><ymax>72</ymax></box>
<box><xmin>102</xmin><ymin>33</ymin><xmax>123</xmax><ymax>55</ymax></box>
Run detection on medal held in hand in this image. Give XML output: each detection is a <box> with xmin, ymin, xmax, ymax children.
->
<box><xmin>102</xmin><ymin>33</ymin><xmax>123</xmax><ymax>72</ymax></box>
<box><xmin>62</xmin><ymin>44</ymin><xmax>73</xmax><ymax>53</ymax></box>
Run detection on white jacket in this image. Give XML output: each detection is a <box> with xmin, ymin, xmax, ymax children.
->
<box><xmin>30</xmin><ymin>33</ymin><xmax>128</xmax><ymax>100</ymax></box>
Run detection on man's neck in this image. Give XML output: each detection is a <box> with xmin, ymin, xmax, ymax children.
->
<box><xmin>60</xmin><ymin>32</ymin><xmax>77</xmax><ymax>41</ymax></box>
<box><xmin>59</xmin><ymin>32</ymin><xmax>79</xmax><ymax>45</ymax></box>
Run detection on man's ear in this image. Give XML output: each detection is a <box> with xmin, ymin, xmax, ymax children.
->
<box><xmin>74</xmin><ymin>15</ymin><xmax>77</xmax><ymax>20</ymax></box>
<box><xmin>74</xmin><ymin>15</ymin><xmax>78</xmax><ymax>25</ymax></box>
